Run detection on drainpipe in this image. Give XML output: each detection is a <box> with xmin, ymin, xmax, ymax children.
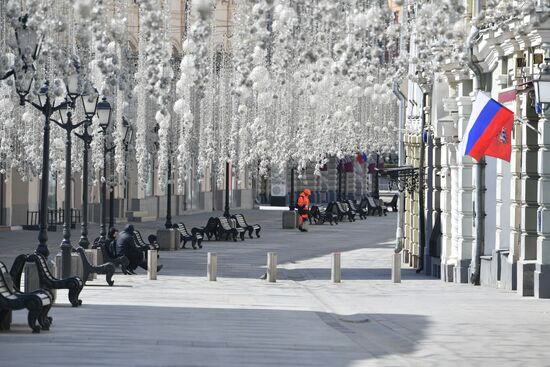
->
<box><xmin>466</xmin><ymin>20</ymin><xmax>484</xmax><ymax>285</ymax></box>
<box><xmin>393</xmin><ymin>83</ymin><xmax>406</xmax><ymax>253</ymax></box>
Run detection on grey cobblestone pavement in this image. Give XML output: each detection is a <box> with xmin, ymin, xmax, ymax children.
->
<box><xmin>0</xmin><ymin>210</ymin><xmax>549</xmax><ymax>366</ymax></box>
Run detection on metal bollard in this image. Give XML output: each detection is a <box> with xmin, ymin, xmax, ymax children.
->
<box><xmin>267</xmin><ymin>252</ymin><xmax>277</xmax><ymax>283</ymax></box>
<box><xmin>331</xmin><ymin>252</ymin><xmax>341</xmax><ymax>283</ymax></box>
<box><xmin>207</xmin><ymin>252</ymin><xmax>217</xmax><ymax>281</ymax></box>
<box><xmin>391</xmin><ymin>252</ymin><xmax>401</xmax><ymax>283</ymax></box>
<box><xmin>147</xmin><ymin>249</ymin><xmax>157</xmax><ymax>280</ymax></box>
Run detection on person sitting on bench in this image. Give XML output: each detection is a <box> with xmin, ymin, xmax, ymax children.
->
<box><xmin>107</xmin><ymin>227</ymin><xmax>119</xmax><ymax>255</ymax></box>
<box><xmin>116</xmin><ymin>224</ymin><xmax>162</xmax><ymax>273</ymax></box>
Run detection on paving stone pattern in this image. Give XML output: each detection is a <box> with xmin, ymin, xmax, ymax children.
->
<box><xmin>0</xmin><ymin>210</ymin><xmax>549</xmax><ymax>366</ymax></box>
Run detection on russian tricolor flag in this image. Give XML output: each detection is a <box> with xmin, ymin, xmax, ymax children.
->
<box><xmin>461</xmin><ymin>93</ymin><xmax>514</xmax><ymax>162</ymax></box>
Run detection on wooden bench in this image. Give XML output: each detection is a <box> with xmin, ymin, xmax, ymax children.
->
<box><xmin>335</xmin><ymin>202</ymin><xmax>356</xmax><ymax>222</ymax></box>
<box><xmin>346</xmin><ymin>200</ymin><xmax>367</xmax><ymax>220</ymax></box>
<box><xmin>387</xmin><ymin>194</ymin><xmax>398</xmax><ymax>212</ymax></box>
<box><xmin>201</xmin><ymin>217</ymin><xmax>219</xmax><ymax>240</ymax></box>
<box><xmin>232</xmin><ymin>214</ymin><xmax>261</xmax><ymax>238</ymax></box>
<box><xmin>174</xmin><ymin>223</ymin><xmax>203</xmax><ymax>249</ymax></box>
<box><xmin>96</xmin><ymin>241</ymin><xmax>131</xmax><ymax>275</ymax></box>
<box><xmin>9</xmin><ymin>253</ymin><xmax>84</xmax><ymax>307</ymax></box>
<box><xmin>309</xmin><ymin>205</ymin><xmax>337</xmax><ymax>225</ymax></box>
<box><xmin>133</xmin><ymin>230</ymin><xmax>160</xmax><ymax>250</ymax></box>
<box><xmin>376</xmin><ymin>199</ymin><xmax>388</xmax><ymax>216</ymax></box>
<box><xmin>217</xmin><ymin>217</ymin><xmax>245</xmax><ymax>241</ymax></box>
<box><xmin>365</xmin><ymin>196</ymin><xmax>382</xmax><ymax>216</ymax></box>
<box><xmin>0</xmin><ymin>261</ymin><xmax>53</xmax><ymax>333</ymax></box>
<box><xmin>73</xmin><ymin>248</ymin><xmax>115</xmax><ymax>286</ymax></box>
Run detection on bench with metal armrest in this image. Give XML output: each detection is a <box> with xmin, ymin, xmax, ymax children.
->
<box><xmin>174</xmin><ymin>223</ymin><xmax>203</xmax><ymax>249</ymax></box>
<box><xmin>232</xmin><ymin>214</ymin><xmax>261</xmax><ymax>238</ymax></box>
<box><xmin>0</xmin><ymin>261</ymin><xmax>53</xmax><ymax>333</ymax></box>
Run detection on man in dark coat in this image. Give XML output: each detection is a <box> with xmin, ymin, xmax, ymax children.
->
<box><xmin>116</xmin><ymin>224</ymin><xmax>142</xmax><ymax>272</ymax></box>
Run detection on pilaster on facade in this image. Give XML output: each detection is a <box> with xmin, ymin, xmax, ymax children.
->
<box><xmin>452</xmin><ymin>95</ymin><xmax>475</xmax><ymax>283</ymax></box>
<box><xmin>517</xmin><ymin>95</ymin><xmax>539</xmax><ymax>295</ymax></box>
<box><xmin>430</xmin><ymin>136</ymin><xmax>442</xmax><ymax>277</ymax></box>
<box><xmin>535</xmin><ymin>112</ymin><xmax>550</xmax><ymax>298</ymax></box>
<box><xmin>436</xmin><ymin>90</ymin><xmax>459</xmax><ymax>282</ymax></box>
<box><xmin>404</xmin><ymin>133</ymin><xmax>421</xmax><ymax>268</ymax></box>
<box><xmin>439</xmin><ymin>144</ymin><xmax>454</xmax><ymax>281</ymax></box>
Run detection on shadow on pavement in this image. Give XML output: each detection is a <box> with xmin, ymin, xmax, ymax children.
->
<box><xmin>0</xmin><ymin>304</ymin><xmax>429</xmax><ymax>367</ymax></box>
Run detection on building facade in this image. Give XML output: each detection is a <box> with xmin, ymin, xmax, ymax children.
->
<box><xmin>403</xmin><ymin>0</ymin><xmax>550</xmax><ymax>298</ymax></box>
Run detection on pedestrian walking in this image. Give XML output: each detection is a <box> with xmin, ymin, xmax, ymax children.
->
<box><xmin>296</xmin><ymin>188</ymin><xmax>311</xmax><ymax>232</ymax></box>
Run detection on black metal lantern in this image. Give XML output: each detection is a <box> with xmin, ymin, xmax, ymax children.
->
<box><xmin>14</xmin><ymin>14</ymin><xmax>41</xmax><ymax>66</ymax></box>
<box><xmin>36</xmin><ymin>81</ymin><xmax>50</xmax><ymax>108</ymax></box>
<box><xmin>534</xmin><ymin>65</ymin><xmax>550</xmax><ymax>106</ymax></box>
<box><xmin>534</xmin><ymin>43</ymin><xmax>550</xmax><ymax>109</ymax></box>
<box><xmin>80</xmin><ymin>89</ymin><xmax>99</xmax><ymax>119</ymax></box>
<box><xmin>65</xmin><ymin>72</ymin><xmax>79</xmax><ymax>102</ymax></box>
<box><xmin>96</xmin><ymin>96</ymin><xmax>112</xmax><ymax>130</ymax></box>
<box><xmin>122</xmin><ymin>117</ymin><xmax>134</xmax><ymax>146</ymax></box>
<box><xmin>13</xmin><ymin>67</ymin><xmax>33</xmax><ymax>104</ymax></box>
<box><xmin>56</xmin><ymin>98</ymin><xmax>71</xmax><ymax>124</ymax></box>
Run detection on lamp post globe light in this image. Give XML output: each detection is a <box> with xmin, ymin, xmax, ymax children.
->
<box><xmin>96</xmin><ymin>97</ymin><xmax>112</xmax><ymax>245</ymax></box>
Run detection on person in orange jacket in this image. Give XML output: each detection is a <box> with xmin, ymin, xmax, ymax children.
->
<box><xmin>296</xmin><ymin>189</ymin><xmax>311</xmax><ymax>232</ymax></box>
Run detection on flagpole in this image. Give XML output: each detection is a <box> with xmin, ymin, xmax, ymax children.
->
<box><xmin>468</xmin><ymin>30</ymin><xmax>485</xmax><ymax>285</ymax></box>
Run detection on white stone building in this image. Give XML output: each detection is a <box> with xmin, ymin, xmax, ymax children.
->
<box><xmin>403</xmin><ymin>0</ymin><xmax>550</xmax><ymax>298</ymax></box>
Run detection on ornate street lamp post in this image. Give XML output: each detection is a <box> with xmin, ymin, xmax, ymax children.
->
<box><xmin>122</xmin><ymin>117</ymin><xmax>134</xmax><ymax>213</ymax></box>
<box><xmin>54</xmin><ymin>92</ymin><xmax>90</xmax><ymax>278</ymax></box>
<box><xmin>337</xmin><ymin>159</ymin><xmax>342</xmax><ymax>201</ymax></box>
<box><xmin>165</xmin><ymin>149</ymin><xmax>173</xmax><ymax>228</ymax></box>
<box><xmin>76</xmin><ymin>90</ymin><xmax>99</xmax><ymax>249</ymax></box>
<box><xmin>289</xmin><ymin>166</ymin><xmax>295</xmax><ymax>210</ymax></box>
<box><xmin>20</xmin><ymin>81</ymin><xmax>70</xmax><ymax>257</ymax></box>
<box><xmin>96</xmin><ymin>97</ymin><xmax>112</xmax><ymax>245</ymax></box>
<box><xmin>109</xmin><ymin>146</ymin><xmax>116</xmax><ymax>230</ymax></box>
<box><xmin>10</xmin><ymin>16</ymin><xmax>66</xmax><ymax>258</ymax></box>
<box><xmin>372</xmin><ymin>152</ymin><xmax>381</xmax><ymax>199</ymax></box>
<box><xmin>223</xmin><ymin>161</ymin><xmax>231</xmax><ymax>218</ymax></box>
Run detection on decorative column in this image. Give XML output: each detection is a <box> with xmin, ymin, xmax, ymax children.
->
<box><xmin>403</xmin><ymin>134</ymin><xmax>413</xmax><ymax>263</ymax></box>
<box><xmin>431</xmin><ymin>135</ymin><xmax>442</xmax><ymax>273</ymax></box>
<box><xmin>406</xmin><ymin>134</ymin><xmax>421</xmax><ymax>267</ymax></box>
<box><xmin>439</xmin><ymin>138</ymin><xmax>454</xmax><ymax>281</ymax></box>
<box><xmin>438</xmin><ymin>95</ymin><xmax>459</xmax><ymax>281</ymax></box>
<box><xmin>504</xmin><ymin>94</ymin><xmax>538</xmax><ymax>290</ymax></box>
<box><xmin>454</xmin><ymin>94</ymin><xmax>475</xmax><ymax>283</ymax></box>
<box><xmin>520</xmin><ymin>97</ymin><xmax>539</xmax><ymax>296</ymax></box>
<box><xmin>535</xmin><ymin>102</ymin><xmax>550</xmax><ymax>298</ymax></box>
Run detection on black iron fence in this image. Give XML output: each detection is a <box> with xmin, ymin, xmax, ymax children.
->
<box><xmin>23</xmin><ymin>208</ymin><xmax>81</xmax><ymax>231</ymax></box>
